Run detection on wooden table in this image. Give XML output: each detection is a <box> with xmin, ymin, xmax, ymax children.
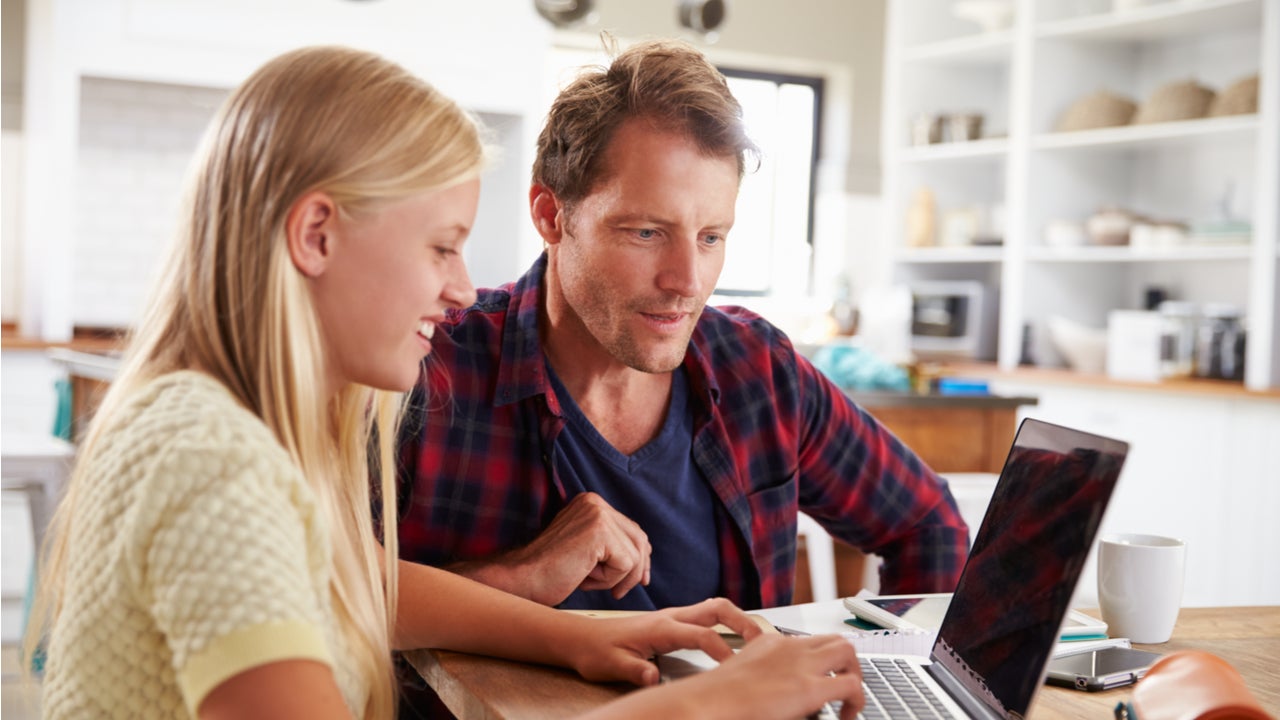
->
<box><xmin>1036</xmin><ymin>607</ymin><xmax>1278</xmax><ymax>719</ymax></box>
<box><xmin>405</xmin><ymin>606</ymin><xmax>1279</xmax><ymax>720</ymax></box>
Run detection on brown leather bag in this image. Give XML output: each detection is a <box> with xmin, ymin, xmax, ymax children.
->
<box><xmin>1116</xmin><ymin>650</ymin><xmax>1274</xmax><ymax>720</ymax></box>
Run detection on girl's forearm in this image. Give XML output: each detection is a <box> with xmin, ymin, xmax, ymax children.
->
<box><xmin>392</xmin><ymin>558</ymin><xmax>581</xmax><ymax>668</ymax></box>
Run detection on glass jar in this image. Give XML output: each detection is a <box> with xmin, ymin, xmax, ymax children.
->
<box><xmin>1195</xmin><ymin>304</ymin><xmax>1246</xmax><ymax>381</ymax></box>
<box><xmin>1157</xmin><ymin>301</ymin><xmax>1197</xmax><ymax>379</ymax></box>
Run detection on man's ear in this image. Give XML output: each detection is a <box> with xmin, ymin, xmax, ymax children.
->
<box><xmin>529</xmin><ymin>184</ymin><xmax>566</xmax><ymax>246</ymax></box>
<box><xmin>286</xmin><ymin>192</ymin><xmax>338</xmax><ymax>278</ymax></box>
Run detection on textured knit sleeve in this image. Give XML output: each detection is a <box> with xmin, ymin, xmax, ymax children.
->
<box><xmin>128</xmin><ymin>428</ymin><xmax>333</xmax><ymax>715</ymax></box>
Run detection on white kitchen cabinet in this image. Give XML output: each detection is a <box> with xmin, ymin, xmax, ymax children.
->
<box><xmin>988</xmin><ymin>376</ymin><xmax>1280</xmax><ymax>607</ymax></box>
<box><xmin>882</xmin><ymin>0</ymin><xmax>1279</xmax><ymax>391</ymax></box>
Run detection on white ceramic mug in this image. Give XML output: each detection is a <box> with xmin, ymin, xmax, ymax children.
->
<box><xmin>1097</xmin><ymin>533</ymin><xmax>1186</xmax><ymax>643</ymax></box>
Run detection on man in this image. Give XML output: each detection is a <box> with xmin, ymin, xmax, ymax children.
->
<box><xmin>397</xmin><ymin>39</ymin><xmax>968</xmax><ymax>613</ymax></box>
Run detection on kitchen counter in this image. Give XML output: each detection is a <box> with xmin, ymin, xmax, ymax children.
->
<box><xmin>850</xmin><ymin>391</ymin><xmax>1036</xmax><ymax>476</ymax></box>
<box><xmin>39</xmin><ymin>348</ymin><xmax>122</xmax><ymax>441</ymax></box>
<box><xmin>0</xmin><ymin>324</ymin><xmax>126</xmax><ymax>354</ymax></box>
<box><xmin>941</xmin><ymin>362</ymin><xmax>1280</xmax><ymax>401</ymax></box>
<box><xmin>848</xmin><ymin>390</ymin><xmax>1037</xmax><ymax>409</ymax></box>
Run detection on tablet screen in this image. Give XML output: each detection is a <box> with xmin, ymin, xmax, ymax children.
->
<box><xmin>865</xmin><ymin>596</ymin><xmax>951</xmax><ymax>630</ymax></box>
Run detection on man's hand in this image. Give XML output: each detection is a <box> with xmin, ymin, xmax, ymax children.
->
<box><xmin>455</xmin><ymin>492</ymin><xmax>651</xmax><ymax>605</ymax></box>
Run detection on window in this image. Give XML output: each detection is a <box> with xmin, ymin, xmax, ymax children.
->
<box><xmin>717</xmin><ymin>69</ymin><xmax>823</xmax><ymax>297</ymax></box>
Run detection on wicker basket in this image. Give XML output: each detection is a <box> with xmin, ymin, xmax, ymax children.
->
<box><xmin>1134</xmin><ymin>79</ymin><xmax>1215</xmax><ymax>124</ymax></box>
<box><xmin>1209</xmin><ymin>74</ymin><xmax>1259</xmax><ymax>117</ymax></box>
<box><xmin>1056</xmin><ymin>90</ymin><xmax>1137</xmax><ymax>132</ymax></box>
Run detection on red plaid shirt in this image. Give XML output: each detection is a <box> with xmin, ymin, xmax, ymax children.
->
<box><xmin>397</xmin><ymin>254</ymin><xmax>968</xmax><ymax>609</ymax></box>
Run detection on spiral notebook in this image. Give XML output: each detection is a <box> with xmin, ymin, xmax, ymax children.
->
<box><xmin>839</xmin><ymin>418</ymin><xmax>1129</xmax><ymax>718</ymax></box>
<box><xmin>841</xmin><ymin>626</ymin><xmax>937</xmax><ymax>657</ymax></box>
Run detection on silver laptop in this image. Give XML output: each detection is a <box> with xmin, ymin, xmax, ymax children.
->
<box><xmin>665</xmin><ymin>418</ymin><xmax>1129</xmax><ymax>719</ymax></box>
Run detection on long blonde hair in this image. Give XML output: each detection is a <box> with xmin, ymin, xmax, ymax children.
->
<box><xmin>26</xmin><ymin>46</ymin><xmax>484</xmax><ymax>719</ymax></box>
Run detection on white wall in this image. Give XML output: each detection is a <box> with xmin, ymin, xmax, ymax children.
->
<box><xmin>581</xmin><ymin>0</ymin><xmax>887</xmax><ymax>195</ymax></box>
<box><xmin>72</xmin><ymin>78</ymin><xmax>227</xmax><ymax>327</ymax></box>
<box><xmin>13</xmin><ymin>0</ymin><xmax>552</xmax><ymax>341</ymax></box>
<box><xmin>5</xmin><ymin>1</ymin><xmax>894</xmax><ymax>336</ymax></box>
<box><xmin>2</xmin><ymin>129</ymin><xmax>23</xmax><ymax>322</ymax></box>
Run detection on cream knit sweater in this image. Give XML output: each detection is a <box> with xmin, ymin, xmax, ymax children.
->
<box><xmin>41</xmin><ymin>371</ymin><xmax>364</xmax><ymax>718</ymax></box>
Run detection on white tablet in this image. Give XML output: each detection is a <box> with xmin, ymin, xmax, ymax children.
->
<box><xmin>842</xmin><ymin>593</ymin><xmax>1109</xmax><ymax>639</ymax></box>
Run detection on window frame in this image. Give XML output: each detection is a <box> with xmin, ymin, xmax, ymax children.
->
<box><xmin>715</xmin><ymin>67</ymin><xmax>825</xmax><ymax>297</ymax></box>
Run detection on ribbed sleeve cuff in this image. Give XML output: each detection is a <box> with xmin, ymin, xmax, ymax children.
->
<box><xmin>179</xmin><ymin>619</ymin><xmax>333</xmax><ymax>716</ymax></box>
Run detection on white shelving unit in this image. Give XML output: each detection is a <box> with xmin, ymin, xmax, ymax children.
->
<box><xmin>882</xmin><ymin>0</ymin><xmax>1279</xmax><ymax>391</ymax></box>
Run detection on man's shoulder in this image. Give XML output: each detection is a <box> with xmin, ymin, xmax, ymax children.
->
<box><xmin>692</xmin><ymin>305</ymin><xmax>818</xmax><ymax>407</ymax></box>
<box><xmin>449</xmin><ymin>285</ymin><xmax>514</xmax><ymax>320</ymax></box>
<box><xmin>441</xmin><ymin>286</ymin><xmax>515</xmax><ymax>344</ymax></box>
<box><xmin>695</xmin><ymin>304</ymin><xmax>791</xmax><ymax>353</ymax></box>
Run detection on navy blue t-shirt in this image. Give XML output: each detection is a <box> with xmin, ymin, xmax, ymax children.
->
<box><xmin>547</xmin><ymin>363</ymin><xmax>722</xmax><ymax>610</ymax></box>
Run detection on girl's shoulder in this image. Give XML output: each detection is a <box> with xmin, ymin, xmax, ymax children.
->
<box><xmin>118</xmin><ymin>370</ymin><xmax>277</xmax><ymax>447</ymax></box>
<box><xmin>93</xmin><ymin>371</ymin><xmax>301</xmax><ymax>501</ymax></box>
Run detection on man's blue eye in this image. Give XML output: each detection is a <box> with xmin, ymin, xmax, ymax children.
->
<box><xmin>637</xmin><ymin>229</ymin><xmax>657</xmax><ymax>239</ymax></box>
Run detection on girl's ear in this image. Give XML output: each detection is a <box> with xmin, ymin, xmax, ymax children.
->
<box><xmin>286</xmin><ymin>192</ymin><xmax>339</xmax><ymax>277</ymax></box>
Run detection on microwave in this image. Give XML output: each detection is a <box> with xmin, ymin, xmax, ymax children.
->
<box><xmin>909</xmin><ymin>281</ymin><xmax>998</xmax><ymax>360</ymax></box>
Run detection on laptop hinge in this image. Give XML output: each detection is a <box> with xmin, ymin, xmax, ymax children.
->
<box><xmin>926</xmin><ymin>662</ymin><xmax>1004</xmax><ymax>720</ymax></box>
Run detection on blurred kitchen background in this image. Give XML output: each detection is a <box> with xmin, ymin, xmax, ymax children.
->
<box><xmin>2</xmin><ymin>1</ymin><xmax>1278</xmax><ymax>711</ymax></box>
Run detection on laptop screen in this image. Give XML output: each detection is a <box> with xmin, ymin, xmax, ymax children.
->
<box><xmin>931</xmin><ymin>418</ymin><xmax>1129</xmax><ymax>717</ymax></box>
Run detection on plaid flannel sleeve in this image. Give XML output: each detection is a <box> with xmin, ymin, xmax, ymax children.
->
<box><xmin>790</xmin><ymin>350</ymin><xmax>970</xmax><ymax>594</ymax></box>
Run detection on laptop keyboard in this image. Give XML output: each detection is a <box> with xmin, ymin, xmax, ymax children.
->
<box><xmin>854</xmin><ymin>657</ymin><xmax>962</xmax><ymax>719</ymax></box>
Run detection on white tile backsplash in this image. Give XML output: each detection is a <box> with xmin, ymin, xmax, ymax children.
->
<box><xmin>66</xmin><ymin>79</ymin><xmax>537</xmax><ymax>329</ymax></box>
<box><xmin>73</xmin><ymin>77</ymin><xmax>227</xmax><ymax>328</ymax></box>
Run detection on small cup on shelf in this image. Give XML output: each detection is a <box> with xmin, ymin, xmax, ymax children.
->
<box><xmin>943</xmin><ymin>113</ymin><xmax>984</xmax><ymax>142</ymax></box>
<box><xmin>909</xmin><ymin>114</ymin><xmax>942</xmax><ymax>146</ymax></box>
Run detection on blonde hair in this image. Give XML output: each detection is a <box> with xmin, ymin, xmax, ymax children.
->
<box><xmin>26</xmin><ymin>45</ymin><xmax>484</xmax><ymax>719</ymax></box>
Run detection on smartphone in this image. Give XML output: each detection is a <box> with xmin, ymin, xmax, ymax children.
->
<box><xmin>1044</xmin><ymin>647</ymin><xmax>1163</xmax><ymax>691</ymax></box>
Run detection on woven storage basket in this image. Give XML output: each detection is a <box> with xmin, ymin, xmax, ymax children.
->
<box><xmin>1209</xmin><ymin>74</ymin><xmax>1259</xmax><ymax>117</ymax></box>
<box><xmin>1134</xmin><ymin>79</ymin><xmax>1215</xmax><ymax>124</ymax></box>
<box><xmin>1056</xmin><ymin>90</ymin><xmax>1136</xmax><ymax>132</ymax></box>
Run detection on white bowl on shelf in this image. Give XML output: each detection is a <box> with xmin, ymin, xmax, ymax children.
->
<box><xmin>1047</xmin><ymin>315</ymin><xmax>1108</xmax><ymax>374</ymax></box>
<box><xmin>953</xmin><ymin>0</ymin><xmax>1015</xmax><ymax>33</ymax></box>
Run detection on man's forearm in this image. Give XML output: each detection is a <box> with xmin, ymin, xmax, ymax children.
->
<box><xmin>876</xmin><ymin>522</ymin><xmax>969</xmax><ymax>594</ymax></box>
<box><xmin>445</xmin><ymin>550</ymin><xmax>573</xmax><ymax>606</ymax></box>
<box><xmin>446</xmin><ymin>556</ymin><xmax>539</xmax><ymax>601</ymax></box>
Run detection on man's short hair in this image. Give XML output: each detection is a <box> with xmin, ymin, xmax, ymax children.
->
<box><xmin>532</xmin><ymin>38</ymin><xmax>760</xmax><ymax>210</ymax></box>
